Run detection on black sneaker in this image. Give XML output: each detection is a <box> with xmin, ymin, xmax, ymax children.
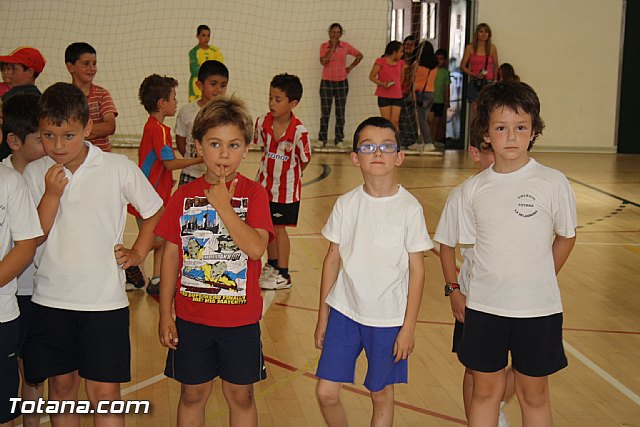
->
<box><xmin>125</xmin><ymin>266</ymin><xmax>145</xmax><ymax>289</ymax></box>
<box><xmin>146</xmin><ymin>277</ymin><xmax>160</xmax><ymax>296</ymax></box>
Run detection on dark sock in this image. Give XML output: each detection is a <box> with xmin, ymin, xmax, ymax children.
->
<box><xmin>268</xmin><ymin>259</ymin><xmax>278</xmax><ymax>269</ymax></box>
<box><xmin>277</xmin><ymin>267</ymin><xmax>289</xmax><ymax>277</ymax></box>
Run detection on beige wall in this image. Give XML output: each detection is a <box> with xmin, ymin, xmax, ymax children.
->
<box><xmin>478</xmin><ymin>0</ymin><xmax>623</xmax><ymax>152</ymax></box>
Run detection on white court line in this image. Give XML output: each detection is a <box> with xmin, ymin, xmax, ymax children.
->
<box><xmin>563</xmin><ymin>340</ymin><xmax>640</xmax><ymax>406</ymax></box>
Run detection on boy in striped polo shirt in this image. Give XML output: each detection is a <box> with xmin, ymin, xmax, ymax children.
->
<box><xmin>65</xmin><ymin>42</ymin><xmax>117</xmax><ymax>152</ymax></box>
<box><xmin>254</xmin><ymin>73</ymin><xmax>311</xmax><ymax>290</ymax></box>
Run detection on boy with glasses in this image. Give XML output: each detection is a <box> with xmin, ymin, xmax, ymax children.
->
<box><xmin>314</xmin><ymin>116</ymin><xmax>432</xmax><ymax>426</ymax></box>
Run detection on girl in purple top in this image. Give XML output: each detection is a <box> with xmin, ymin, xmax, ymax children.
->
<box><xmin>460</xmin><ymin>23</ymin><xmax>499</xmax><ymax>105</ymax></box>
<box><xmin>369</xmin><ymin>41</ymin><xmax>404</xmax><ymax>130</ymax></box>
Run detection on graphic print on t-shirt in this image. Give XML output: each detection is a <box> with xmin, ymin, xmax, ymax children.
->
<box><xmin>180</xmin><ymin>195</ymin><xmax>248</xmax><ymax>304</ymax></box>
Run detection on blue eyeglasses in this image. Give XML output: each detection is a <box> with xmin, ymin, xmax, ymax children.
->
<box><xmin>354</xmin><ymin>143</ymin><xmax>400</xmax><ymax>154</ymax></box>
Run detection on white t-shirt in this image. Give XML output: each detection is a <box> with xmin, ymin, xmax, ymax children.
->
<box><xmin>0</xmin><ymin>164</ymin><xmax>43</xmax><ymax>322</ymax></box>
<box><xmin>458</xmin><ymin>158</ymin><xmax>577</xmax><ymax>318</ymax></box>
<box><xmin>2</xmin><ymin>155</ymin><xmax>39</xmax><ymax>296</ymax></box>
<box><xmin>23</xmin><ymin>142</ymin><xmax>163</xmax><ymax>311</ymax></box>
<box><xmin>175</xmin><ymin>101</ymin><xmax>206</xmax><ymax>179</ymax></box>
<box><xmin>434</xmin><ymin>183</ymin><xmax>473</xmax><ymax>295</ymax></box>
<box><xmin>322</xmin><ymin>185</ymin><xmax>433</xmax><ymax>327</ymax></box>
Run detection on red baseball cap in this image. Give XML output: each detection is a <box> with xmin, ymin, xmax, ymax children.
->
<box><xmin>0</xmin><ymin>47</ymin><xmax>46</xmax><ymax>73</ymax></box>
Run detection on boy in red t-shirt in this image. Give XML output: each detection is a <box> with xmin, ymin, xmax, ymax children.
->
<box><xmin>131</xmin><ymin>74</ymin><xmax>204</xmax><ymax>294</ymax></box>
<box><xmin>156</xmin><ymin>96</ymin><xmax>274</xmax><ymax>427</ymax></box>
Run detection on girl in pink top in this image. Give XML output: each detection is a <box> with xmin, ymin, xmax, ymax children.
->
<box><xmin>460</xmin><ymin>23</ymin><xmax>499</xmax><ymax>105</ymax></box>
<box><xmin>369</xmin><ymin>41</ymin><xmax>404</xmax><ymax>129</ymax></box>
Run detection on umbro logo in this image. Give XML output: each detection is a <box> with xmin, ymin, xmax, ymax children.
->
<box><xmin>273</xmin><ymin>213</ymin><xmax>283</xmax><ymax>218</ymax></box>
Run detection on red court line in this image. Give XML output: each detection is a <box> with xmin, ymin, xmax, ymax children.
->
<box><xmin>273</xmin><ymin>303</ymin><xmax>640</xmax><ymax>335</ymax></box>
<box><xmin>263</xmin><ymin>356</ymin><xmax>467</xmax><ymax>425</ymax></box>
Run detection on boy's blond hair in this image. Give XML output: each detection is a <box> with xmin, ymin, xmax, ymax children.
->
<box><xmin>192</xmin><ymin>95</ymin><xmax>253</xmax><ymax>144</ymax></box>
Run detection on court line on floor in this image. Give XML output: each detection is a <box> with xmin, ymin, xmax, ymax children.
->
<box><xmin>562</xmin><ymin>340</ymin><xmax>640</xmax><ymax>406</ymax></box>
<box><xmin>264</xmin><ymin>356</ymin><xmax>467</xmax><ymax>425</ymax></box>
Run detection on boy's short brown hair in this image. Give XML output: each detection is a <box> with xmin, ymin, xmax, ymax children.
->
<box><xmin>471</xmin><ymin>80</ymin><xmax>545</xmax><ymax>150</ymax></box>
<box><xmin>192</xmin><ymin>95</ymin><xmax>253</xmax><ymax>145</ymax></box>
<box><xmin>138</xmin><ymin>74</ymin><xmax>178</xmax><ymax>114</ymax></box>
<box><xmin>38</xmin><ymin>82</ymin><xmax>89</xmax><ymax>126</ymax></box>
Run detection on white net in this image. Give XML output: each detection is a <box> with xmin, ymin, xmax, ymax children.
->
<box><xmin>1</xmin><ymin>0</ymin><xmax>391</xmax><ymax>146</ymax></box>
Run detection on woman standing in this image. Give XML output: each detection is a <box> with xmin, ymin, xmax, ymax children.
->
<box><xmin>318</xmin><ymin>23</ymin><xmax>363</xmax><ymax>148</ymax></box>
<box><xmin>369</xmin><ymin>41</ymin><xmax>404</xmax><ymax>130</ymax></box>
<box><xmin>460</xmin><ymin>23</ymin><xmax>498</xmax><ymax>107</ymax></box>
<box><xmin>410</xmin><ymin>40</ymin><xmax>438</xmax><ymax>151</ymax></box>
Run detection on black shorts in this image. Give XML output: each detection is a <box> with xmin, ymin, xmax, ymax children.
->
<box><xmin>451</xmin><ymin>320</ymin><xmax>464</xmax><ymax>353</ymax></box>
<box><xmin>17</xmin><ymin>295</ymin><xmax>35</xmax><ymax>357</ymax></box>
<box><xmin>457</xmin><ymin>308</ymin><xmax>567</xmax><ymax>377</ymax></box>
<box><xmin>165</xmin><ymin>318</ymin><xmax>266</xmax><ymax>385</ymax></box>
<box><xmin>178</xmin><ymin>173</ymin><xmax>199</xmax><ymax>187</ymax></box>
<box><xmin>0</xmin><ymin>319</ymin><xmax>20</xmax><ymax>423</ymax></box>
<box><xmin>22</xmin><ymin>304</ymin><xmax>131</xmax><ymax>384</ymax></box>
<box><xmin>431</xmin><ymin>103</ymin><xmax>445</xmax><ymax>117</ymax></box>
<box><xmin>269</xmin><ymin>201</ymin><xmax>300</xmax><ymax>226</ymax></box>
<box><xmin>377</xmin><ymin>97</ymin><xmax>404</xmax><ymax>108</ymax></box>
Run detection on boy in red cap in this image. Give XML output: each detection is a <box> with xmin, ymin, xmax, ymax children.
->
<box><xmin>0</xmin><ymin>47</ymin><xmax>46</xmax><ymax>101</ymax></box>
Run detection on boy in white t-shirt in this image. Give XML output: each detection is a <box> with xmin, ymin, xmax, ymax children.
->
<box><xmin>175</xmin><ymin>60</ymin><xmax>229</xmax><ymax>186</ymax></box>
<box><xmin>434</xmin><ymin>138</ymin><xmax>514</xmax><ymax>426</ymax></box>
<box><xmin>314</xmin><ymin>116</ymin><xmax>432</xmax><ymax>426</ymax></box>
<box><xmin>1</xmin><ymin>93</ymin><xmax>47</xmax><ymax>427</ymax></box>
<box><xmin>22</xmin><ymin>83</ymin><xmax>163</xmax><ymax>427</ymax></box>
<box><xmin>456</xmin><ymin>80</ymin><xmax>577</xmax><ymax>427</ymax></box>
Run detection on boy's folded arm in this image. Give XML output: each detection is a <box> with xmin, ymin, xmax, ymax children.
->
<box><xmin>162</xmin><ymin>157</ymin><xmax>203</xmax><ymax>171</ymax></box>
<box><xmin>128</xmin><ymin>207</ymin><xmax>165</xmax><ymax>263</ymax></box>
<box><xmin>552</xmin><ymin>233</ymin><xmax>576</xmax><ymax>275</ymax></box>
<box><xmin>0</xmin><ymin>238</ymin><xmax>37</xmax><ymax>287</ymax></box>
<box><xmin>88</xmin><ymin>113</ymin><xmax>116</xmax><ymax>139</ymax></box>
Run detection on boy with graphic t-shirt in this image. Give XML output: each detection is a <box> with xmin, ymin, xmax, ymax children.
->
<box><xmin>156</xmin><ymin>96</ymin><xmax>274</xmax><ymax>427</ymax></box>
<box><xmin>456</xmin><ymin>81</ymin><xmax>577</xmax><ymax>426</ymax></box>
<box><xmin>22</xmin><ymin>83</ymin><xmax>163</xmax><ymax>427</ymax></box>
<box><xmin>254</xmin><ymin>73</ymin><xmax>311</xmax><ymax>290</ymax></box>
<box><xmin>314</xmin><ymin>117</ymin><xmax>432</xmax><ymax>427</ymax></box>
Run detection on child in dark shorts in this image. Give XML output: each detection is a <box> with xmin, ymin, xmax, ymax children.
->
<box><xmin>254</xmin><ymin>74</ymin><xmax>311</xmax><ymax>290</ymax></box>
<box><xmin>455</xmin><ymin>80</ymin><xmax>577</xmax><ymax>426</ymax></box>
<box><xmin>157</xmin><ymin>96</ymin><xmax>274</xmax><ymax>427</ymax></box>
<box><xmin>434</xmin><ymin>137</ymin><xmax>515</xmax><ymax>426</ymax></box>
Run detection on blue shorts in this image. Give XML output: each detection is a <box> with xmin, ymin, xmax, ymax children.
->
<box><xmin>316</xmin><ymin>308</ymin><xmax>407</xmax><ymax>392</ymax></box>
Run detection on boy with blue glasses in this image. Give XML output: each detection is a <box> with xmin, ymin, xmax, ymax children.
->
<box><xmin>314</xmin><ymin>116</ymin><xmax>432</xmax><ymax>426</ymax></box>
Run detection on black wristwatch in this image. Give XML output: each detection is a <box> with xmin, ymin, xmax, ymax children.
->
<box><xmin>444</xmin><ymin>282</ymin><xmax>460</xmax><ymax>297</ymax></box>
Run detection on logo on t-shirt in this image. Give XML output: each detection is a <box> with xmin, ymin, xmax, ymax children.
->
<box><xmin>514</xmin><ymin>193</ymin><xmax>538</xmax><ymax>218</ymax></box>
<box><xmin>179</xmin><ymin>196</ymin><xmax>249</xmax><ymax>305</ymax></box>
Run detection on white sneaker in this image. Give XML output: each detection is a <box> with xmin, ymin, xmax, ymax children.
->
<box><xmin>498</xmin><ymin>403</ymin><xmax>510</xmax><ymax>427</ymax></box>
<box><xmin>314</xmin><ymin>140</ymin><xmax>326</xmax><ymax>149</ymax></box>
<box><xmin>407</xmin><ymin>143</ymin><xmax>423</xmax><ymax>151</ymax></box>
<box><xmin>258</xmin><ymin>264</ymin><xmax>278</xmax><ymax>287</ymax></box>
<box><xmin>125</xmin><ymin>282</ymin><xmax>135</xmax><ymax>291</ymax></box>
<box><xmin>260</xmin><ymin>272</ymin><xmax>292</xmax><ymax>290</ymax></box>
<box><xmin>422</xmin><ymin>143</ymin><xmax>436</xmax><ymax>152</ymax></box>
<box><xmin>335</xmin><ymin>141</ymin><xmax>345</xmax><ymax>149</ymax></box>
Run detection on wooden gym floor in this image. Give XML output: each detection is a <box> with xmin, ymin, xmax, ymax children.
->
<box><xmin>18</xmin><ymin>149</ymin><xmax>640</xmax><ymax>426</ymax></box>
